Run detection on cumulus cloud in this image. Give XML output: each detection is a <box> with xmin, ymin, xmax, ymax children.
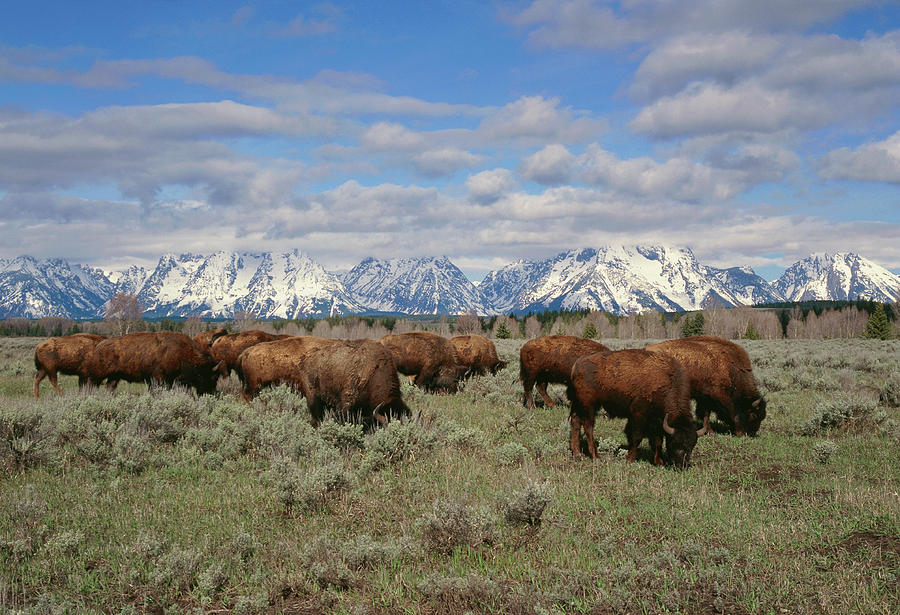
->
<box><xmin>479</xmin><ymin>96</ymin><xmax>604</xmax><ymax>144</ymax></box>
<box><xmin>520</xmin><ymin>144</ymin><xmax>576</xmax><ymax>184</ymax></box>
<box><xmin>412</xmin><ymin>148</ymin><xmax>484</xmax><ymax>177</ymax></box>
<box><xmin>507</xmin><ymin>0</ymin><xmax>869</xmax><ymax>50</ymax></box>
<box><xmin>465</xmin><ymin>169</ymin><xmax>518</xmax><ymax>204</ymax></box>
<box><xmin>818</xmin><ymin>130</ymin><xmax>900</xmax><ymax>184</ymax></box>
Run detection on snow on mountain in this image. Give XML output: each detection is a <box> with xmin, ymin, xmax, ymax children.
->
<box><xmin>344</xmin><ymin>256</ymin><xmax>494</xmax><ymax>315</ymax></box>
<box><xmin>480</xmin><ymin>246</ymin><xmax>783</xmax><ymax>315</ymax></box>
<box><xmin>773</xmin><ymin>252</ymin><xmax>900</xmax><ymax>303</ymax></box>
<box><xmin>136</xmin><ymin>250</ymin><xmax>363</xmax><ymax>319</ymax></box>
<box><xmin>0</xmin><ymin>256</ymin><xmax>114</xmax><ymax>319</ymax></box>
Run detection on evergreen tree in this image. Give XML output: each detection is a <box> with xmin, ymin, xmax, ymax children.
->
<box><xmin>495</xmin><ymin>321</ymin><xmax>511</xmax><ymax>339</ymax></box>
<box><xmin>680</xmin><ymin>312</ymin><xmax>705</xmax><ymax>338</ymax></box>
<box><xmin>582</xmin><ymin>322</ymin><xmax>598</xmax><ymax>339</ymax></box>
<box><xmin>864</xmin><ymin>303</ymin><xmax>891</xmax><ymax>340</ymax></box>
<box><xmin>743</xmin><ymin>321</ymin><xmax>761</xmax><ymax>340</ymax></box>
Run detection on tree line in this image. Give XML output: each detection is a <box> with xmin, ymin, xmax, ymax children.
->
<box><xmin>1</xmin><ymin>293</ymin><xmax>896</xmax><ymax>341</ymax></box>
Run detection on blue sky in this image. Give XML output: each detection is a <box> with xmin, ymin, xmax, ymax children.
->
<box><xmin>1</xmin><ymin>1</ymin><xmax>899</xmax><ymax>281</ymax></box>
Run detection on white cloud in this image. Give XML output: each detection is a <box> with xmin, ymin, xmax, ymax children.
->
<box><xmin>818</xmin><ymin>130</ymin><xmax>900</xmax><ymax>184</ymax></box>
<box><xmin>479</xmin><ymin>96</ymin><xmax>604</xmax><ymax>144</ymax></box>
<box><xmin>520</xmin><ymin>144</ymin><xmax>576</xmax><ymax>184</ymax></box>
<box><xmin>465</xmin><ymin>169</ymin><xmax>518</xmax><ymax>204</ymax></box>
<box><xmin>412</xmin><ymin>148</ymin><xmax>484</xmax><ymax>177</ymax></box>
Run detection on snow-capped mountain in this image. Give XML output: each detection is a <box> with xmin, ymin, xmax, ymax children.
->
<box><xmin>0</xmin><ymin>256</ymin><xmax>113</xmax><ymax>319</ymax></box>
<box><xmin>478</xmin><ymin>246</ymin><xmax>782</xmax><ymax>315</ymax></box>
<box><xmin>343</xmin><ymin>256</ymin><xmax>493</xmax><ymax>315</ymax></box>
<box><xmin>136</xmin><ymin>250</ymin><xmax>363</xmax><ymax>319</ymax></box>
<box><xmin>1</xmin><ymin>248</ymin><xmax>896</xmax><ymax>319</ymax></box>
<box><xmin>773</xmin><ymin>252</ymin><xmax>900</xmax><ymax>303</ymax></box>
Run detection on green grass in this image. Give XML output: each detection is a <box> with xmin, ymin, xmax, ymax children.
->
<box><xmin>1</xmin><ymin>337</ymin><xmax>898</xmax><ymax>614</ymax></box>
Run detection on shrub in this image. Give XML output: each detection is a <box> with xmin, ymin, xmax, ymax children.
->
<box><xmin>500</xmin><ymin>480</ymin><xmax>552</xmax><ymax>526</ymax></box>
<box><xmin>419</xmin><ymin>498</ymin><xmax>496</xmax><ymax>554</ymax></box>
<box><xmin>497</xmin><ymin>441</ymin><xmax>529</xmax><ymax>466</ymax></box>
<box><xmin>362</xmin><ymin>419</ymin><xmax>436</xmax><ymax>472</ymax></box>
<box><xmin>317</xmin><ymin>419</ymin><xmax>365</xmax><ymax>454</ymax></box>
<box><xmin>419</xmin><ymin>572</ymin><xmax>501</xmax><ymax>612</ymax></box>
<box><xmin>799</xmin><ymin>394</ymin><xmax>878</xmax><ymax>435</ymax></box>
<box><xmin>264</xmin><ymin>449</ymin><xmax>351</xmax><ymax>515</ymax></box>
<box><xmin>0</xmin><ymin>403</ymin><xmax>56</xmax><ymax>473</ymax></box>
<box><xmin>813</xmin><ymin>440</ymin><xmax>838</xmax><ymax>464</ymax></box>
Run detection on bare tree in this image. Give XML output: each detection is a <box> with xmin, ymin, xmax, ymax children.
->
<box><xmin>232</xmin><ymin>310</ymin><xmax>256</xmax><ymax>332</ymax></box>
<box><xmin>105</xmin><ymin>292</ymin><xmax>144</xmax><ymax>335</ymax></box>
<box><xmin>455</xmin><ymin>310</ymin><xmax>482</xmax><ymax>335</ymax></box>
<box><xmin>524</xmin><ymin>315</ymin><xmax>542</xmax><ymax>339</ymax></box>
<box><xmin>181</xmin><ymin>314</ymin><xmax>207</xmax><ymax>338</ymax></box>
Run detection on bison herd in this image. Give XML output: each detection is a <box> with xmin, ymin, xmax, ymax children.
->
<box><xmin>33</xmin><ymin>329</ymin><xmax>767</xmax><ymax>468</ymax></box>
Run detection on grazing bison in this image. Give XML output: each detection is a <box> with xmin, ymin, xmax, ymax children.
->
<box><xmin>192</xmin><ymin>328</ymin><xmax>228</xmax><ymax>354</ymax></box>
<box><xmin>298</xmin><ymin>338</ymin><xmax>410</xmax><ymax>426</ymax></box>
<box><xmin>209</xmin><ymin>330</ymin><xmax>282</xmax><ymax>378</ymax></box>
<box><xmin>646</xmin><ymin>336</ymin><xmax>766</xmax><ymax>436</ymax></box>
<box><xmin>380</xmin><ymin>331</ymin><xmax>464</xmax><ymax>393</ymax></box>
<box><xmin>449</xmin><ymin>334</ymin><xmax>507</xmax><ymax>377</ymax></box>
<box><xmin>82</xmin><ymin>331</ymin><xmax>222</xmax><ymax>395</ymax></box>
<box><xmin>238</xmin><ymin>336</ymin><xmax>338</xmax><ymax>401</ymax></box>
<box><xmin>567</xmin><ymin>349</ymin><xmax>702</xmax><ymax>468</ymax></box>
<box><xmin>33</xmin><ymin>333</ymin><xmax>106</xmax><ymax>397</ymax></box>
<box><xmin>519</xmin><ymin>335</ymin><xmax>610</xmax><ymax>409</ymax></box>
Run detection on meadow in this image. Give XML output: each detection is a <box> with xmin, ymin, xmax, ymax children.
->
<box><xmin>1</xmin><ymin>336</ymin><xmax>898</xmax><ymax>615</ymax></box>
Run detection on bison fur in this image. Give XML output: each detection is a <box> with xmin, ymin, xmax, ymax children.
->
<box><xmin>567</xmin><ymin>349</ymin><xmax>700</xmax><ymax>468</ymax></box>
<box><xmin>519</xmin><ymin>335</ymin><xmax>610</xmax><ymax>409</ymax></box>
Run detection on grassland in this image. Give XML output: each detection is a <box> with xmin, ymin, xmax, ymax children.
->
<box><xmin>1</xmin><ymin>336</ymin><xmax>898</xmax><ymax>615</ymax></box>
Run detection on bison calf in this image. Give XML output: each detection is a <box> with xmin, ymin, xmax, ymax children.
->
<box><xmin>567</xmin><ymin>349</ymin><xmax>701</xmax><ymax>468</ymax></box>
<box><xmin>449</xmin><ymin>334</ymin><xmax>507</xmax><ymax>377</ymax></box>
<box><xmin>33</xmin><ymin>333</ymin><xmax>106</xmax><ymax>397</ymax></box>
<box><xmin>520</xmin><ymin>335</ymin><xmax>610</xmax><ymax>409</ymax></box>
<box><xmin>646</xmin><ymin>335</ymin><xmax>766</xmax><ymax>436</ymax></box>
<box><xmin>380</xmin><ymin>331</ymin><xmax>464</xmax><ymax>393</ymax></box>
<box><xmin>209</xmin><ymin>330</ymin><xmax>283</xmax><ymax>378</ymax></box>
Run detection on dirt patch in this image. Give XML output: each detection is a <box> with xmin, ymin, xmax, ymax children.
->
<box><xmin>836</xmin><ymin>530</ymin><xmax>900</xmax><ymax>568</ymax></box>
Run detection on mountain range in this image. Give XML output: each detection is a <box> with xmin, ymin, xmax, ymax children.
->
<box><xmin>0</xmin><ymin>248</ymin><xmax>897</xmax><ymax>320</ymax></box>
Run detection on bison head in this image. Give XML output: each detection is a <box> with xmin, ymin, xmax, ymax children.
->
<box><xmin>743</xmin><ymin>396</ymin><xmax>767</xmax><ymax>437</ymax></box>
<box><xmin>663</xmin><ymin>413</ymin><xmax>700</xmax><ymax>469</ymax></box>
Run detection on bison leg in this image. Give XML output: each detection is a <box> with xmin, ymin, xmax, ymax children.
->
<box><xmin>33</xmin><ymin>369</ymin><xmax>46</xmax><ymax>397</ymax></box>
<box><xmin>569</xmin><ymin>414</ymin><xmax>583</xmax><ymax>457</ymax></box>
<box><xmin>582</xmin><ymin>414</ymin><xmax>599</xmax><ymax>459</ymax></box>
<box><xmin>624</xmin><ymin>419</ymin><xmax>642</xmax><ymax>463</ymax></box>
<box><xmin>522</xmin><ymin>375</ymin><xmax>537</xmax><ymax>410</ymax></box>
<box><xmin>536</xmin><ymin>381</ymin><xmax>556</xmax><ymax>408</ymax></box>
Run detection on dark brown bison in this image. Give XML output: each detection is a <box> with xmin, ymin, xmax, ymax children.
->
<box><xmin>380</xmin><ymin>331</ymin><xmax>464</xmax><ymax>393</ymax></box>
<box><xmin>209</xmin><ymin>330</ymin><xmax>282</xmax><ymax>378</ymax></box>
<box><xmin>567</xmin><ymin>349</ymin><xmax>703</xmax><ymax>468</ymax></box>
<box><xmin>82</xmin><ymin>331</ymin><xmax>223</xmax><ymax>395</ymax></box>
<box><xmin>192</xmin><ymin>328</ymin><xmax>228</xmax><ymax>354</ymax></box>
<box><xmin>646</xmin><ymin>336</ymin><xmax>766</xmax><ymax>436</ymax></box>
<box><xmin>297</xmin><ymin>338</ymin><xmax>410</xmax><ymax>426</ymax></box>
<box><xmin>449</xmin><ymin>334</ymin><xmax>507</xmax><ymax>377</ymax></box>
<box><xmin>237</xmin><ymin>336</ymin><xmax>338</xmax><ymax>401</ymax></box>
<box><xmin>519</xmin><ymin>335</ymin><xmax>610</xmax><ymax>409</ymax></box>
<box><xmin>33</xmin><ymin>333</ymin><xmax>106</xmax><ymax>397</ymax></box>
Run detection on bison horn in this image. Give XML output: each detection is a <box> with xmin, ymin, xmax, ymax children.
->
<box><xmin>752</xmin><ymin>398</ymin><xmax>762</xmax><ymax>409</ymax></box>
<box><xmin>662</xmin><ymin>413</ymin><xmax>675</xmax><ymax>435</ymax></box>
<box><xmin>697</xmin><ymin>414</ymin><xmax>709</xmax><ymax>436</ymax></box>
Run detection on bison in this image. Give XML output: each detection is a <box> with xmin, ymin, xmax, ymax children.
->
<box><xmin>380</xmin><ymin>331</ymin><xmax>464</xmax><ymax>393</ymax></box>
<box><xmin>33</xmin><ymin>333</ymin><xmax>106</xmax><ymax>397</ymax></box>
<box><xmin>209</xmin><ymin>330</ymin><xmax>283</xmax><ymax>378</ymax></box>
<box><xmin>519</xmin><ymin>335</ymin><xmax>610</xmax><ymax>409</ymax></box>
<box><xmin>238</xmin><ymin>336</ymin><xmax>408</xmax><ymax>426</ymax></box>
<box><xmin>567</xmin><ymin>349</ymin><xmax>703</xmax><ymax>468</ymax></box>
<box><xmin>237</xmin><ymin>336</ymin><xmax>338</xmax><ymax>401</ymax></box>
<box><xmin>82</xmin><ymin>331</ymin><xmax>223</xmax><ymax>395</ymax></box>
<box><xmin>449</xmin><ymin>334</ymin><xmax>507</xmax><ymax>377</ymax></box>
<box><xmin>297</xmin><ymin>338</ymin><xmax>410</xmax><ymax>426</ymax></box>
<box><xmin>192</xmin><ymin>328</ymin><xmax>228</xmax><ymax>354</ymax></box>
<box><xmin>646</xmin><ymin>336</ymin><xmax>766</xmax><ymax>436</ymax></box>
